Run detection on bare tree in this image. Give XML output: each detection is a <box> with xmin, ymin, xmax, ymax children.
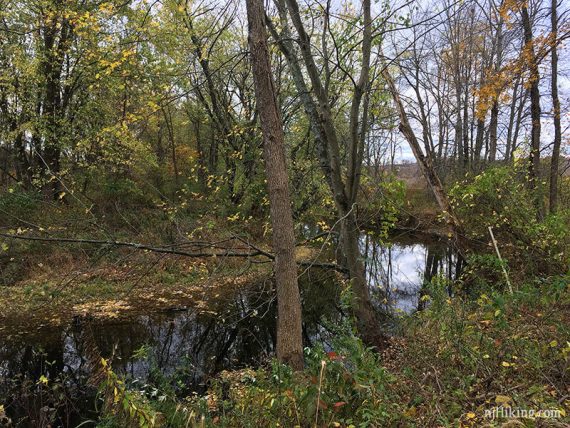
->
<box><xmin>520</xmin><ymin>3</ymin><xmax>544</xmax><ymax>218</ymax></box>
<box><xmin>549</xmin><ymin>0</ymin><xmax>562</xmax><ymax>213</ymax></box>
<box><xmin>383</xmin><ymin>68</ymin><xmax>467</xmax><ymax>257</ymax></box>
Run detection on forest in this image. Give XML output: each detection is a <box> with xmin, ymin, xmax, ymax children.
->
<box><xmin>0</xmin><ymin>0</ymin><xmax>569</xmax><ymax>426</ymax></box>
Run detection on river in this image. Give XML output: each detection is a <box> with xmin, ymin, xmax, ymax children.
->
<box><xmin>0</xmin><ymin>233</ymin><xmax>462</xmax><ymax>426</ymax></box>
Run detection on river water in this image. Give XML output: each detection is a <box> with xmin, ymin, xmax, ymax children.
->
<box><xmin>0</xmin><ymin>234</ymin><xmax>461</xmax><ymax>425</ymax></box>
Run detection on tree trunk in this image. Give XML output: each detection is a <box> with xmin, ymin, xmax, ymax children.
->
<box><xmin>383</xmin><ymin>69</ymin><xmax>467</xmax><ymax>257</ymax></box>
<box><xmin>40</xmin><ymin>11</ymin><xmax>70</xmax><ymax>200</ymax></box>
<box><xmin>489</xmin><ymin>15</ymin><xmax>504</xmax><ymax>163</ymax></box>
<box><xmin>511</xmin><ymin>86</ymin><xmax>528</xmax><ymax>160</ymax></box>
<box><xmin>549</xmin><ymin>0</ymin><xmax>561</xmax><ymax>214</ymax></box>
<box><xmin>474</xmin><ymin>117</ymin><xmax>485</xmax><ymax>166</ymax></box>
<box><xmin>488</xmin><ymin>101</ymin><xmax>499</xmax><ymax>162</ymax></box>
<box><xmin>505</xmin><ymin>78</ymin><xmax>521</xmax><ymax>162</ymax></box>
<box><xmin>269</xmin><ymin>0</ymin><xmax>388</xmax><ymax>348</ymax></box>
<box><xmin>246</xmin><ymin>0</ymin><xmax>304</xmax><ymax>370</ymax></box>
<box><xmin>521</xmin><ymin>5</ymin><xmax>543</xmax><ymax>219</ymax></box>
<box><xmin>193</xmin><ymin>116</ymin><xmax>207</xmax><ymax>191</ymax></box>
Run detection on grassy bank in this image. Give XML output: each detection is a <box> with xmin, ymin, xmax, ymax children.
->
<box><xmin>92</xmin><ymin>275</ymin><xmax>569</xmax><ymax>427</ymax></box>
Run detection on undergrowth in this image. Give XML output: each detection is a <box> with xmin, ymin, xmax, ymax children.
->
<box><xmin>96</xmin><ymin>275</ymin><xmax>569</xmax><ymax>427</ymax></box>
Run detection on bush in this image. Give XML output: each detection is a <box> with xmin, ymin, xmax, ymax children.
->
<box><xmin>396</xmin><ymin>274</ymin><xmax>570</xmax><ymax>426</ymax></box>
<box><xmin>179</xmin><ymin>330</ymin><xmax>402</xmax><ymax>427</ymax></box>
<box><xmin>0</xmin><ymin>188</ymin><xmax>42</xmax><ymax>226</ymax></box>
<box><xmin>449</xmin><ymin>166</ymin><xmax>569</xmax><ymax>278</ymax></box>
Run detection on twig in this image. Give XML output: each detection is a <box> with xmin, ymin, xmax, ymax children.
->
<box><xmin>315</xmin><ymin>360</ymin><xmax>326</xmax><ymax>428</ymax></box>
<box><xmin>487</xmin><ymin>226</ymin><xmax>513</xmax><ymax>294</ymax></box>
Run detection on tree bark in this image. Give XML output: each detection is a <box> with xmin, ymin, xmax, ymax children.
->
<box><xmin>383</xmin><ymin>69</ymin><xmax>467</xmax><ymax>257</ymax></box>
<box><xmin>521</xmin><ymin>5</ymin><xmax>544</xmax><ymax>219</ymax></box>
<box><xmin>270</xmin><ymin>0</ymin><xmax>388</xmax><ymax>348</ymax></box>
<box><xmin>488</xmin><ymin>15</ymin><xmax>504</xmax><ymax>163</ymax></box>
<box><xmin>505</xmin><ymin>77</ymin><xmax>521</xmax><ymax>162</ymax></box>
<box><xmin>549</xmin><ymin>0</ymin><xmax>561</xmax><ymax>214</ymax></box>
<box><xmin>246</xmin><ymin>0</ymin><xmax>304</xmax><ymax>370</ymax></box>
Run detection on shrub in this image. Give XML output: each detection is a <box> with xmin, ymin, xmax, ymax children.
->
<box><xmin>449</xmin><ymin>166</ymin><xmax>569</xmax><ymax>278</ymax></box>
<box><xmin>0</xmin><ymin>188</ymin><xmax>42</xmax><ymax>226</ymax></box>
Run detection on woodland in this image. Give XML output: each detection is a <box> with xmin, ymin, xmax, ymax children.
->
<box><xmin>0</xmin><ymin>0</ymin><xmax>569</xmax><ymax>426</ymax></box>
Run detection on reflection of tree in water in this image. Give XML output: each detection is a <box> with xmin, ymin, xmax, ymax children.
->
<box><xmin>0</xmin><ymin>268</ymin><xmax>343</xmax><ymax>424</ymax></box>
<box><xmin>1</xmin><ymin>240</ymin><xmax>463</xmax><ymax>422</ymax></box>
<box><xmin>418</xmin><ymin>244</ymin><xmax>465</xmax><ymax>310</ymax></box>
<box><xmin>0</xmin><ymin>238</ymin><xmax>462</xmax><ymax>425</ymax></box>
<box><xmin>361</xmin><ymin>235</ymin><xmax>464</xmax><ymax>313</ymax></box>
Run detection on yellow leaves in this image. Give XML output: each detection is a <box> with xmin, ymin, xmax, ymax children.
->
<box><xmin>465</xmin><ymin>412</ymin><xmax>476</xmax><ymax>419</ymax></box>
<box><xmin>473</xmin><ymin>67</ymin><xmax>510</xmax><ymax>120</ymax></box>
<box><xmin>38</xmin><ymin>375</ymin><xmax>49</xmax><ymax>385</ymax></box>
<box><xmin>147</xmin><ymin>100</ymin><xmax>160</xmax><ymax>112</ymax></box>
<box><xmin>227</xmin><ymin>213</ymin><xmax>240</xmax><ymax>222</ymax></box>
<box><xmin>501</xmin><ymin>361</ymin><xmax>513</xmax><ymax>367</ymax></box>
<box><xmin>121</xmin><ymin>49</ymin><xmax>136</xmax><ymax>60</ymax></box>
<box><xmin>98</xmin><ymin>2</ymin><xmax>115</xmax><ymax>15</ymax></box>
<box><xmin>228</xmin><ymin>150</ymin><xmax>243</xmax><ymax>160</ymax></box>
<box><xmin>495</xmin><ymin>395</ymin><xmax>512</xmax><ymax>405</ymax></box>
<box><xmin>561</xmin><ymin>342</ymin><xmax>570</xmax><ymax>359</ymax></box>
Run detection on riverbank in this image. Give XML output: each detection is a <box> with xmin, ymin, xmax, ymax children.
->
<box><xmin>1</xmin><ymin>190</ymin><xmax>569</xmax><ymax>426</ymax></box>
<box><xmin>93</xmin><ymin>275</ymin><xmax>570</xmax><ymax>427</ymax></box>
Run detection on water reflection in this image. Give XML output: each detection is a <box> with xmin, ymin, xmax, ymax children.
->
<box><xmin>362</xmin><ymin>234</ymin><xmax>463</xmax><ymax>313</ymax></box>
<box><xmin>0</xmin><ymin>270</ymin><xmax>342</xmax><ymax>425</ymax></box>
<box><xmin>0</xmin><ymin>234</ymin><xmax>461</xmax><ymax>425</ymax></box>
<box><xmin>1</xmin><ymin>290</ymin><xmax>277</xmax><ymax>387</ymax></box>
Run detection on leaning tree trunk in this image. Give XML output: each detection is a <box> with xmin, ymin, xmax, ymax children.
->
<box><xmin>269</xmin><ymin>0</ymin><xmax>388</xmax><ymax>349</ymax></box>
<box><xmin>246</xmin><ymin>0</ymin><xmax>304</xmax><ymax>370</ymax></box>
<box><xmin>383</xmin><ymin>69</ymin><xmax>467</xmax><ymax>257</ymax></box>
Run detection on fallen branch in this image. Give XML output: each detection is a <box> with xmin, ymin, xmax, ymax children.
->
<box><xmin>0</xmin><ymin>233</ymin><xmax>266</xmax><ymax>259</ymax></box>
<box><xmin>0</xmin><ymin>233</ymin><xmax>347</xmax><ymax>273</ymax></box>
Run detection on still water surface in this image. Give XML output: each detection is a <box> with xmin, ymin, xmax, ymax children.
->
<box><xmin>0</xmin><ymin>234</ymin><xmax>462</xmax><ymax>425</ymax></box>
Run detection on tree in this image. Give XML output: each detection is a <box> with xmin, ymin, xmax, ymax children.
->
<box><xmin>520</xmin><ymin>3</ymin><xmax>544</xmax><ymax>218</ymax></box>
<box><xmin>383</xmin><ymin>68</ymin><xmax>467</xmax><ymax>257</ymax></box>
<box><xmin>268</xmin><ymin>0</ymin><xmax>388</xmax><ymax>348</ymax></box>
<box><xmin>549</xmin><ymin>0</ymin><xmax>562</xmax><ymax>213</ymax></box>
<box><xmin>246</xmin><ymin>0</ymin><xmax>304</xmax><ymax>369</ymax></box>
